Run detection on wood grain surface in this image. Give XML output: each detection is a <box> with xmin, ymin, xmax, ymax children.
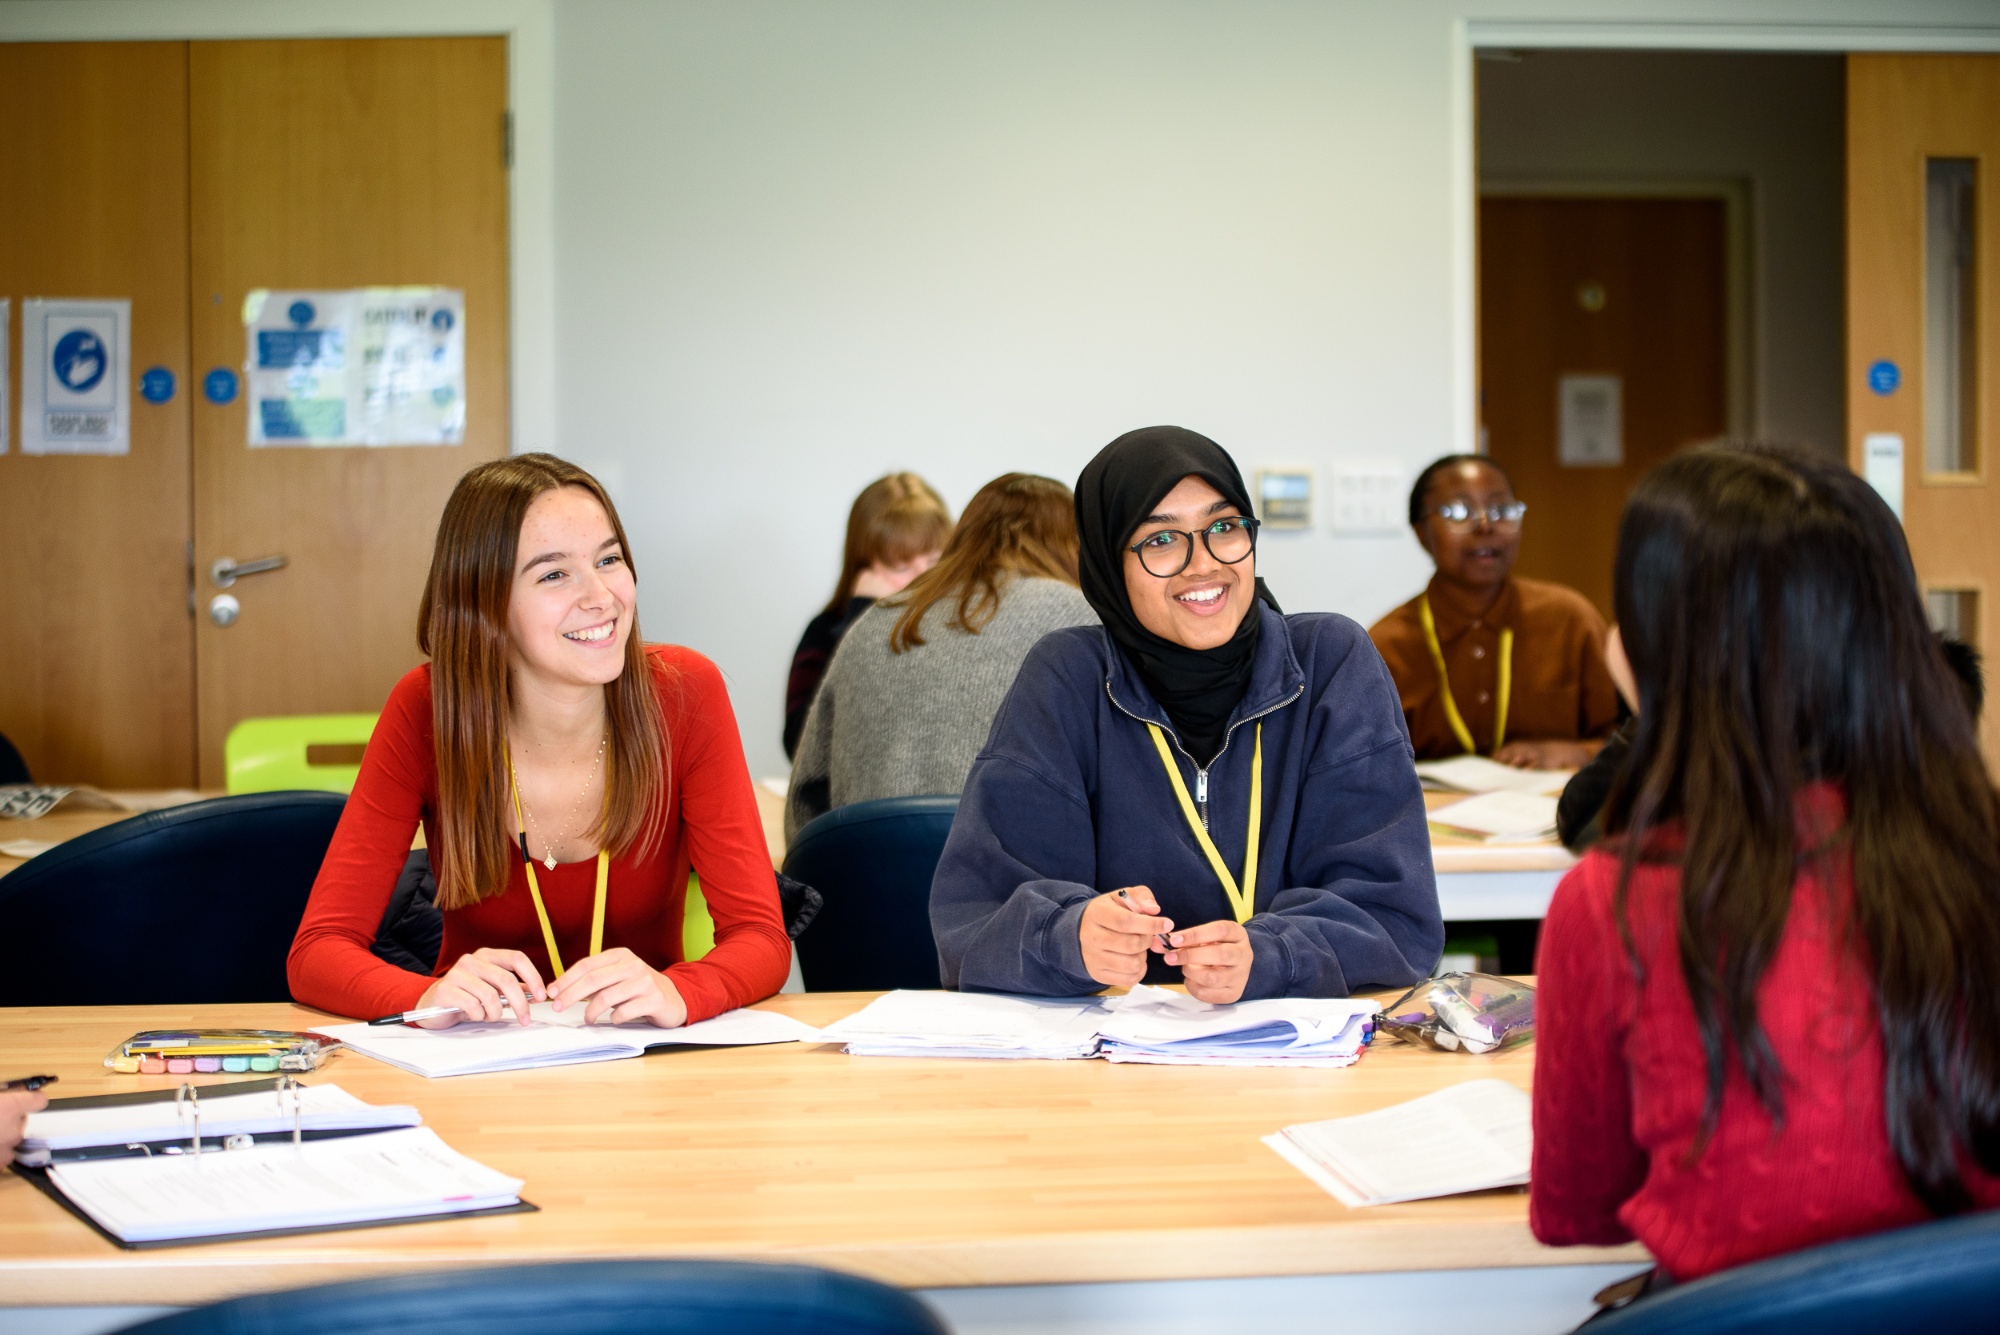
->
<box><xmin>0</xmin><ymin>992</ymin><xmax>1642</xmax><ymax>1306</ymax></box>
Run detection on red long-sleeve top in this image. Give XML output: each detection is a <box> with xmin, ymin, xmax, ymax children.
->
<box><xmin>1530</xmin><ymin>785</ymin><xmax>2000</xmax><ymax>1280</ymax></box>
<box><xmin>288</xmin><ymin>644</ymin><xmax>791</xmax><ymax>1023</ymax></box>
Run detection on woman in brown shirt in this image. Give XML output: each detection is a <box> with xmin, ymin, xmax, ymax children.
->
<box><xmin>1369</xmin><ymin>455</ymin><xmax>1620</xmax><ymax>767</ymax></box>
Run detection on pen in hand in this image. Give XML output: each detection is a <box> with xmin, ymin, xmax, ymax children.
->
<box><xmin>1116</xmin><ymin>888</ymin><xmax>1174</xmax><ymax>952</ymax></box>
<box><xmin>367</xmin><ymin>1000</ymin><xmax>518</xmax><ymax>1027</ymax></box>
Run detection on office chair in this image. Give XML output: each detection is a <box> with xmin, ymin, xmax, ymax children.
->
<box><xmin>1586</xmin><ymin>1207</ymin><xmax>2000</xmax><ymax>1334</ymax></box>
<box><xmin>224</xmin><ymin>713</ymin><xmax>378</xmax><ymax>794</ymax></box>
<box><xmin>122</xmin><ymin>1258</ymin><xmax>949</xmax><ymax>1335</ymax></box>
<box><xmin>0</xmin><ymin>792</ymin><xmax>346</xmax><ymax>1005</ymax></box>
<box><xmin>0</xmin><ymin>730</ymin><xmax>29</xmax><ymax>784</ymax></box>
<box><xmin>785</xmin><ymin>795</ymin><xmax>957</xmax><ymax>991</ymax></box>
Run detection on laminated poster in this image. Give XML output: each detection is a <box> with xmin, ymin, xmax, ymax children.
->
<box><xmin>20</xmin><ymin>298</ymin><xmax>130</xmax><ymax>456</ymax></box>
<box><xmin>244</xmin><ymin>288</ymin><xmax>465</xmax><ymax>447</ymax></box>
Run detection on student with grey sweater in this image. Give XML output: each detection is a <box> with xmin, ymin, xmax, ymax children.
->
<box><xmin>785</xmin><ymin>474</ymin><xmax>1095</xmax><ymax>842</ymax></box>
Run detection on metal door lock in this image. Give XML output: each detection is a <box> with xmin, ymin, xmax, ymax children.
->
<box><xmin>208</xmin><ymin>594</ymin><xmax>242</xmax><ymax>628</ymax></box>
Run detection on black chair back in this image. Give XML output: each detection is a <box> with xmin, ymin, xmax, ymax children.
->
<box><xmin>0</xmin><ymin>731</ymin><xmax>30</xmax><ymax>784</ymax></box>
<box><xmin>784</xmin><ymin>795</ymin><xmax>956</xmax><ymax>992</ymax></box>
<box><xmin>0</xmin><ymin>792</ymin><xmax>346</xmax><ymax>1005</ymax></box>
<box><xmin>124</xmin><ymin>1258</ymin><xmax>948</xmax><ymax>1335</ymax></box>
<box><xmin>1588</xmin><ymin>1208</ymin><xmax>2000</xmax><ymax>1334</ymax></box>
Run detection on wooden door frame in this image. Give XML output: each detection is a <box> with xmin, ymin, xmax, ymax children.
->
<box><xmin>1451</xmin><ymin>16</ymin><xmax>2000</xmax><ymax>460</ymax></box>
<box><xmin>0</xmin><ymin>0</ymin><xmax>556</xmax><ymax>459</ymax></box>
<box><xmin>1480</xmin><ymin>178</ymin><xmax>1753</xmax><ymax>441</ymax></box>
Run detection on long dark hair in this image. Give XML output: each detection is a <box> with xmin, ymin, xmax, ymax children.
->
<box><xmin>823</xmin><ymin>472</ymin><xmax>954</xmax><ymax>615</ymax></box>
<box><xmin>1603</xmin><ymin>443</ymin><xmax>2000</xmax><ymax>1213</ymax></box>
<box><xmin>886</xmin><ymin>474</ymin><xmax>1078</xmax><ymax>652</ymax></box>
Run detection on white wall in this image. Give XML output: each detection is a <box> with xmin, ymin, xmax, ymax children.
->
<box><xmin>1477</xmin><ymin>49</ymin><xmax>1846</xmax><ymax>457</ymax></box>
<box><xmin>551</xmin><ymin>0</ymin><xmax>2000</xmax><ymax>779</ymax></box>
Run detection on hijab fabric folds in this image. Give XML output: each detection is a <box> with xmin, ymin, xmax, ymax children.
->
<box><xmin>1075</xmin><ymin>426</ymin><xmax>1278</xmax><ymax>765</ymax></box>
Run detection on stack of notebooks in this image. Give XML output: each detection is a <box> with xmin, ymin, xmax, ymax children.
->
<box><xmin>1263</xmin><ymin>1078</ymin><xmax>1532</xmax><ymax>1206</ymax></box>
<box><xmin>816</xmin><ymin>986</ymin><xmax>1379</xmax><ymax>1067</ymax></box>
<box><xmin>314</xmin><ymin>1001</ymin><xmax>823</xmax><ymax>1078</ymax></box>
<box><xmin>1413</xmin><ymin>755</ymin><xmax>1573</xmax><ymax>797</ymax></box>
<box><xmin>15</xmin><ymin>1080</ymin><xmax>528</xmax><ymax>1246</ymax></box>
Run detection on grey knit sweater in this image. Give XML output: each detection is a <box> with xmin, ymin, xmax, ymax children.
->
<box><xmin>785</xmin><ymin>576</ymin><xmax>1097</xmax><ymax>842</ymax></box>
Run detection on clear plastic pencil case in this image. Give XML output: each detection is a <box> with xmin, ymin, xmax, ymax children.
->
<box><xmin>1379</xmin><ymin>972</ymin><xmax>1535</xmax><ymax>1054</ymax></box>
<box><xmin>105</xmin><ymin>1029</ymin><xmax>343</xmax><ymax>1074</ymax></box>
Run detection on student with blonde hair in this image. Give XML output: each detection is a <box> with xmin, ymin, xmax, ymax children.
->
<box><xmin>786</xmin><ymin>473</ymin><xmax>1094</xmax><ymax>838</ymax></box>
<box><xmin>784</xmin><ymin>472</ymin><xmax>953</xmax><ymax>758</ymax></box>
<box><xmin>290</xmin><ymin>454</ymin><xmax>790</xmax><ymax>1026</ymax></box>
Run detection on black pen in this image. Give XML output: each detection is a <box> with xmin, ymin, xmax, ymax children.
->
<box><xmin>3</xmin><ymin>1074</ymin><xmax>57</xmax><ymax>1092</ymax></box>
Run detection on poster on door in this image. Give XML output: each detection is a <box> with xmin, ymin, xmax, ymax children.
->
<box><xmin>1557</xmin><ymin>374</ymin><xmax>1623</xmax><ymax>468</ymax></box>
<box><xmin>0</xmin><ymin>299</ymin><xmax>9</xmax><ymax>455</ymax></box>
<box><xmin>20</xmin><ymin>298</ymin><xmax>130</xmax><ymax>456</ymax></box>
<box><xmin>244</xmin><ymin>287</ymin><xmax>465</xmax><ymax>446</ymax></box>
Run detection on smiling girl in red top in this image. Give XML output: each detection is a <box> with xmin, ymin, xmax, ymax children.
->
<box><xmin>289</xmin><ymin>454</ymin><xmax>789</xmax><ymax>1027</ymax></box>
<box><xmin>1531</xmin><ymin>445</ymin><xmax>2000</xmax><ymax>1286</ymax></box>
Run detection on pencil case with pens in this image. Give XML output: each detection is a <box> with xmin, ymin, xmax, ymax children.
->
<box><xmin>104</xmin><ymin>1030</ymin><xmax>343</xmax><ymax>1075</ymax></box>
<box><xmin>1379</xmin><ymin>972</ymin><xmax>1535</xmax><ymax>1055</ymax></box>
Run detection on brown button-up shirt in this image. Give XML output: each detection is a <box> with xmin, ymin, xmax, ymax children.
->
<box><xmin>1369</xmin><ymin>576</ymin><xmax>1621</xmax><ymax>761</ymax></box>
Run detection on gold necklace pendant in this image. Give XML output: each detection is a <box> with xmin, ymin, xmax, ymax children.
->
<box><xmin>543</xmin><ymin>851</ymin><xmax>558</xmax><ymax>872</ymax></box>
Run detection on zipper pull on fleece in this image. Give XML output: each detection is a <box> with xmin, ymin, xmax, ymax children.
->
<box><xmin>1196</xmin><ymin>769</ymin><xmax>1207</xmax><ymax>804</ymax></box>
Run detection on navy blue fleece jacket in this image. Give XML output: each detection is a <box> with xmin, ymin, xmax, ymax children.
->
<box><xmin>930</xmin><ymin>605</ymin><xmax>1443</xmax><ymax>997</ymax></box>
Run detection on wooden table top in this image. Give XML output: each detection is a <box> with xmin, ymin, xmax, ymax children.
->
<box><xmin>0</xmin><ymin>993</ymin><xmax>1642</xmax><ymax>1306</ymax></box>
<box><xmin>1</xmin><ymin>785</ymin><xmax>1572</xmax><ymax>880</ymax></box>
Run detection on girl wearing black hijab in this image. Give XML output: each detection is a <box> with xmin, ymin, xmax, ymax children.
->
<box><xmin>930</xmin><ymin>427</ymin><xmax>1442</xmax><ymax>1000</ymax></box>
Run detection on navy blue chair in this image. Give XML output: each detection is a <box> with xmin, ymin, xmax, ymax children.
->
<box><xmin>1586</xmin><ymin>1208</ymin><xmax>2000</xmax><ymax>1334</ymax></box>
<box><xmin>0</xmin><ymin>730</ymin><xmax>30</xmax><ymax>784</ymax></box>
<box><xmin>0</xmin><ymin>791</ymin><xmax>345</xmax><ymax>1006</ymax></box>
<box><xmin>784</xmin><ymin>795</ymin><xmax>957</xmax><ymax>992</ymax></box>
<box><xmin>122</xmin><ymin>1259</ymin><xmax>949</xmax><ymax>1335</ymax></box>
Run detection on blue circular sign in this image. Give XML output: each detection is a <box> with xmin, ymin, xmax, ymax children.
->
<box><xmin>139</xmin><ymin>367</ymin><xmax>176</xmax><ymax>404</ymax></box>
<box><xmin>431</xmin><ymin>307</ymin><xmax>454</xmax><ymax>333</ymax></box>
<box><xmin>288</xmin><ymin>300</ymin><xmax>316</xmax><ymax>327</ymax></box>
<box><xmin>51</xmin><ymin>330</ymin><xmax>107</xmax><ymax>393</ymax></box>
<box><xmin>1868</xmin><ymin>360</ymin><xmax>1901</xmax><ymax>395</ymax></box>
<box><xmin>203</xmin><ymin>368</ymin><xmax>239</xmax><ymax>405</ymax></box>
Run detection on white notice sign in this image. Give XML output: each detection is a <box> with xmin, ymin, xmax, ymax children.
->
<box><xmin>1558</xmin><ymin>374</ymin><xmax>1622</xmax><ymax>468</ymax></box>
<box><xmin>244</xmin><ymin>288</ymin><xmax>465</xmax><ymax>446</ymax></box>
<box><xmin>0</xmin><ymin>298</ymin><xmax>9</xmax><ymax>455</ymax></box>
<box><xmin>21</xmin><ymin>299</ymin><xmax>130</xmax><ymax>456</ymax></box>
<box><xmin>1863</xmin><ymin>433</ymin><xmax>1904</xmax><ymax>523</ymax></box>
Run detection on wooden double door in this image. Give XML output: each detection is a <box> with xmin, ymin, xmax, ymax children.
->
<box><xmin>0</xmin><ymin>39</ymin><xmax>508</xmax><ymax>788</ymax></box>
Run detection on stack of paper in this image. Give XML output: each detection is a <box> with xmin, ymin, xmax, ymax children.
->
<box><xmin>1427</xmin><ymin>790</ymin><xmax>1560</xmax><ymax>842</ymax></box>
<box><xmin>815</xmin><ymin>990</ymin><xmax>1109</xmax><ymax>1059</ymax></box>
<box><xmin>1264</xmin><ymin>1078</ymin><xmax>1531</xmax><ymax>1206</ymax></box>
<box><xmin>1414</xmin><ymin>755</ymin><xmax>1572</xmax><ymax>797</ymax></box>
<box><xmin>1096</xmin><ymin>986</ymin><xmax>1377</xmax><ymax>1068</ymax></box>
<box><xmin>315</xmin><ymin>1001</ymin><xmax>823</xmax><ymax>1079</ymax></box>
<box><xmin>40</xmin><ymin>1126</ymin><xmax>524</xmax><ymax>1244</ymax></box>
<box><xmin>17</xmin><ymin>1083</ymin><xmax>419</xmax><ymax>1166</ymax></box>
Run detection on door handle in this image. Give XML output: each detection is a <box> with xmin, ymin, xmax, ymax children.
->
<box><xmin>210</xmin><ymin>555</ymin><xmax>288</xmax><ymax>588</ymax></box>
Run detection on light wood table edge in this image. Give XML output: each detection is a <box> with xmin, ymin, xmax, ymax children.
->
<box><xmin>0</xmin><ymin>1223</ymin><xmax>1649</xmax><ymax>1306</ymax></box>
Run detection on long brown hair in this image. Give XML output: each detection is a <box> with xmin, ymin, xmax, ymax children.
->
<box><xmin>417</xmin><ymin>454</ymin><xmax>669</xmax><ymax>910</ymax></box>
<box><xmin>824</xmin><ymin>472</ymin><xmax>953</xmax><ymax>615</ymax></box>
<box><xmin>1605</xmin><ymin>444</ymin><xmax>2000</xmax><ymax>1213</ymax></box>
<box><xmin>887</xmin><ymin>473</ymin><xmax>1078</xmax><ymax>653</ymax></box>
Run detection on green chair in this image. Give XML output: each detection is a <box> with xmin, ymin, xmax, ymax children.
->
<box><xmin>225</xmin><ymin>714</ymin><xmax>379</xmax><ymax>795</ymax></box>
<box><xmin>684</xmin><ymin>876</ymin><xmax>716</xmax><ymax>961</ymax></box>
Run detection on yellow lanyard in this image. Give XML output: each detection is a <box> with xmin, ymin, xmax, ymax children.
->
<box><xmin>1418</xmin><ymin>594</ymin><xmax>1512</xmax><ymax>755</ymax></box>
<box><xmin>1145</xmin><ymin>722</ymin><xmax>1262</xmax><ymax>924</ymax></box>
<box><xmin>506</xmin><ymin>755</ymin><xmax>609</xmax><ymax>979</ymax></box>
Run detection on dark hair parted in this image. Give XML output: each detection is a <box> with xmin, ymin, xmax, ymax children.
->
<box><xmin>417</xmin><ymin>454</ymin><xmax>668</xmax><ymax>911</ymax></box>
<box><xmin>1603</xmin><ymin>443</ymin><xmax>2000</xmax><ymax>1214</ymax></box>
<box><xmin>886</xmin><ymin>474</ymin><xmax>1079</xmax><ymax>653</ymax></box>
<box><xmin>1407</xmin><ymin>453</ymin><xmax>1515</xmax><ymax>526</ymax></box>
<box><xmin>824</xmin><ymin>473</ymin><xmax>954</xmax><ymax>616</ymax></box>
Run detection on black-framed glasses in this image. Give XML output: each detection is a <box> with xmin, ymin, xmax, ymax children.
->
<box><xmin>1127</xmin><ymin>515</ymin><xmax>1261</xmax><ymax>577</ymax></box>
<box><xmin>1431</xmin><ymin>500</ymin><xmax>1527</xmax><ymax>527</ymax></box>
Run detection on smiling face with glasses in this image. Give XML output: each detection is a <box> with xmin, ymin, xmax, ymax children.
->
<box><xmin>1414</xmin><ymin>459</ymin><xmax>1525</xmax><ymax>605</ymax></box>
<box><xmin>1122</xmin><ymin>475</ymin><xmax>1261</xmax><ymax>650</ymax></box>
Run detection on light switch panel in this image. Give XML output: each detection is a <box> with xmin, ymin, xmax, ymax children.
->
<box><xmin>1329</xmin><ymin>463</ymin><xmax>1407</xmax><ymax>533</ymax></box>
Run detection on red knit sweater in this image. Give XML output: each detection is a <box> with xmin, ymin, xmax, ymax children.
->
<box><xmin>288</xmin><ymin>645</ymin><xmax>791</xmax><ymax>1023</ymax></box>
<box><xmin>1530</xmin><ymin>786</ymin><xmax>2000</xmax><ymax>1280</ymax></box>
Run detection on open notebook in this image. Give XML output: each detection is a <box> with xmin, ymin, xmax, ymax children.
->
<box><xmin>315</xmin><ymin>1001</ymin><xmax>823</xmax><ymax>1078</ymax></box>
<box><xmin>33</xmin><ymin>1126</ymin><xmax>526</xmax><ymax>1246</ymax></box>
<box><xmin>16</xmin><ymin>1082</ymin><xmax>419</xmax><ymax>1166</ymax></box>
<box><xmin>1264</xmin><ymin>1078</ymin><xmax>1531</xmax><ymax>1206</ymax></box>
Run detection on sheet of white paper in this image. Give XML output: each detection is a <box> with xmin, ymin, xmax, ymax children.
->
<box><xmin>1427</xmin><ymin>791</ymin><xmax>1560</xmax><ymax>840</ymax></box>
<box><xmin>1274</xmin><ymin>1079</ymin><xmax>1531</xmax><ymax>1206</ymax></box>
<box><xmin>20</xmin><ymin>299</ymin><xmax>129</xmax><ymax>456</ymax></box>
<box><xmin>44</xmin><ymin>1126</ymin><xmax>522</xmax><ymax>1243</ymax></box>
<box><xmin>0</xmin><ymin>839</ymin><xmax>57</xmax><ymax>859</ymax></box>
<box><xmin>1099</xmin><ymin>985</ymin><xmax>1377</xmax><ymax>1048</ymax></box>
<box><xmin>1414</xmin><ymin>756</ymin><xmax>1572</xmax><ymax>798</ymax></box>
<box><xmin>1559</xmin><ymin>373</ymin><xmax>1622</xmax><ymax>467</ymax></box>
<box><xmin>818</xmin><ymin>990</ymin><xmax>1107</xmax><ymax>1058</ymax></box>
<box><xmin>244</xmin><ymin>287</ymin><xmax>464</xmax><ymax>446</ymax></box>
<box><xmin>21</xmin><ymin>1084</ymin><xmax>417</xmax><ymax>1154</ymax></box>
<box><xmin>0</xmin><ymin>298</ymin><xmax>9</xmax><ymax>454</ymax></box>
